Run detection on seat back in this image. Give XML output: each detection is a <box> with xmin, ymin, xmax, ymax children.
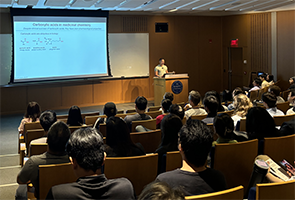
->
<box><xmin>264</xmin><ymin>134</ymin><xmax>295</xmax><ymax>163</ymax></box>
<box><xmin>30</xmin><ymin>143</ymin><xmax>47</xmax><ymax>156</ymax></box>
<box><xmin>257</xmin><ymin>87</ymin><xmax>268</xmax><ymax>100</ymax></box>
<box><xmin>26</xmin><ymin>129</ymin><xmax>45</xmax><ymax>153</ymax></box>
<box><xmin>116</xmin><ymin>113</ymin><xmax>128</xmax><ymax>119</ymax></box>
<box><xmin>182</xmin><ymin>117</ymin><xmax>187</xmax><ymax>125</ymax></box>
<box><xmin>57</xmin><ymin>118</ymin><xmax>68</xmax><ymax>123</ymax></box>
<box><xmin>99</xmin><ymin>123</ymin><xmax>107</xmax><ymax>137</ymax></box>
<box><xmin>282</xmin><ymin>89</ymin><xmax>290</xmax><ymax>101</ymax></box>
<box><xmin>130</xmin><ymin>129</ymin><xmax>161</xmax><ymax>153</ymax></box>
<box><xmin>190</xmin><ymin>114</ymin><xmax>207</xmax><ymax>121</ymax></box>
<box><xmin>166</xmin><ymin>151</ymin><xmax>182</xmax><ymax>172</ymax></box>
<box><xmin>273</xmin><ymin>114</ymin><xmax>295</xmax><ymax>126</ymax></box>
<box><xmin>146</xmin><ymin>110</ymin><xmax>162</xmax><ymax>119</ymax></box>
<box><xmin>56</xmin><ymin>114</ymin><xmax>68</xmax><ymax>120</ymax></box>
<box><xmin>185</xmin><ymin>185</ymin><xmax>244</xmax><ymax>200</ymax></box>
<box><xmin>249</xmin><ymin>90</ymin><xmax>259</xmax><ymax>102</ymax></box>
<box><xmin>256</xmin><ymin>180</ymin><xmax>295</xmax><ymax>200</ymax></box>
<box><xmin>39</xmin><ymin>163</ymin><xmax>76</xmax><ymax>200</ymax></box>
<box><xmin>23</xmin><ymin>122</ymin><xmax>43</xmax><ymax>137</ymax></box>
<box><xmin>217</xmin><ymin>110</ymin><xmax>234</xmax><ymax>116</ymax></box>
<box><xmin>239</xmin><ymin>117</ymin><xmax>246</xmax><ymax>132</ymax></box>
<box><xmin>125</xmin><ymin>109</ymin><xmax>136</xmax><ymax>114</ymax></box>
<box><xmin>276</xmin><ymin>101</ymin><xmax>291</xmax><ymax>114</ymax></box>
<box><xmin>104</xmin><ymin>154</ymin><xmax>158</xmax><ymax>195</ymax></box>
<box><xmin>148</xmin><ymin>106</ymin><xmax>161</xmax><ymax>112</ymax></box>
<box><xmin>81</xmin><ymin>111</ymin><xmax>100</xmax><ymax>122</ymax></box>
<box><xmin>85</xmin><ymin>115</ymin><xmax>102</xmax><ymax>126</ymax></box>
<box><xmin>213</xmin><ymin>139</ymin><xmax>258</xmax><ymax>192</ymax></box>
<box><xmin>131</xmin><ymin>119</ymin><xmax>156</xmax><ymax>132</ymax></box>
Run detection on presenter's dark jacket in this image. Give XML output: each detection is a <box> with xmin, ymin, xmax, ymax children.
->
<box><xmin>46</xmin><ymin>174</ymin><xmax>135</xmax><ymax>200</ymax></box>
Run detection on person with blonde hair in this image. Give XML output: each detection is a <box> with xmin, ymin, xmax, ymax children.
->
<box><xmin>231</xmin><ymin>94</ymin><xmax>253</xmax><ymax>128</ymax></box>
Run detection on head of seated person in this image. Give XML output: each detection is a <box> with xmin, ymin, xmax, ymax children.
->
<box><xmin>267</xmin><ymin>74</ymin><xmax>274</xmax><ymax>83</ymax></box>
<box><xmin>161</xmin><ymin>99</ymin><xmax>172</xmax><ymax>114</ymax></box>
<box><xmin>25</xmin><ymin>101</ymin><xmax>41</xmax><ymax>122</ymax></box>
<box><xmin>179</xmin><ymin>119</ymin><xmax>213</xmax><ymax>170</ymax></box>
<box><xmin>169</xmin><ymin>104</ymin><xmax>184</xmax><ymax>120</ymax></box>
<box><xmin>106</xmin><ymin>116</ymin><xmax>145</xmax><ymax>157</ymax></box>
<box><xmin>268</xmin><ymin>85</ymin><xmax>281</xmax><ymax>97</ymax></box>
<box><xmin>47</xmin><ymin>121</ymin><xmax>71</xmax><ymax>155</ymax></box>
<box><xmin>103</xmin><ymin>102</ymin><xmax>117</xmax><ymax>118</ymax></box>
<box><xmin>156</xmin><ymin>114</ymin><xmax>183</xmax><ymax>154</ymax></box>
<box><xmin>40</xmin><ymin>110</ymin><xmax>57</xmax><ymax>135</ymax></box>
<box><xmin>203</xmin><ymin>95</ymin><xmax>218</xmax><ymax>116</ymax></box>
<box><xmin>262</xmin><ymin>92</ymin><xmax>277</xmax><ymax>109</ymax></box>
<box><xmin>66</xmin><ymin>127</ymin><xmax>105</xmax><ymax>177</ymax></box>
<box><xmin>233</xmin><ymin>94</ymin><xmax>253</xmax><ymax>118</ymax></box>
<box><xmin>135</xmin><ymin>96</ymin><xmax>148</xmax><ymax>113</ymax></box>
<box><xmin>232</xmin><ymin>87</ymin><xmax>245</xmax><ymax>99</ymax></box>
<box><xmin>259</xmin><ymin>73</ymin><xmax>267</xmax><ymax>82</ymax></box>
<box><xmin>213</xmin><ymin>113</ymin><xmax>236</xmax><ymax>142</ymax></box>
<box><xmin>188</xmin><ymin>90</ymin><xmax>201</xmax><ymax>107</ymax></box>
<box><xmin>246</xmin><ymin>107</ymin><xmax>279</xmax><ymax>140</ymax></box>
<box><xmin>205</xmin><ymin>90</ymin><xmax>224</xmax><ymax>112</ymax></box>
<box><xmin>67</xmin><ymin>105</ymin><xmax>83</xmax><ymax>126</ymax></box>
<box><xmin>163</xmin><ymin>92</ymin><xmax>174</xmax><ymax>103</ymax></box>
<box><xmin>138</xmin><ymin>181</ymin><xmax>184</xmax><ymax>200</ymax></box>
<box><xmin>253</xmin><ymin>78</ymin><xmax>262</xmax><ymax>88</ymax></box>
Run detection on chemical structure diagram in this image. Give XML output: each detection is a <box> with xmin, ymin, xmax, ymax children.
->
<box><xmin>20</xmin><ymin>37</ymin><xmax>63</xmax><ymax>45</ymax></box>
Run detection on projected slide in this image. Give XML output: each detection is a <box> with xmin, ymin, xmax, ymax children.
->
<box><xmin>13</xmin><ymin>16</ymin><xmax>108</xmax><ymax>82</ymax></box>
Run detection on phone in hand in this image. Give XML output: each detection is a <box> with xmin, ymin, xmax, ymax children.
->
<box><xmin>280</xmin><ymin>159</ymin><xmax>295</xmax><ymax>176</ymax></box>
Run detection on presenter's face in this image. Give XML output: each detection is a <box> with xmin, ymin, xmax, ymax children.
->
<box><xmin>159</xmin><ymin>59</ymin><xmax>165</xmax><ymax>66</ymax></box>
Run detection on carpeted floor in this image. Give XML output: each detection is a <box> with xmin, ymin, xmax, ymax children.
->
<box><xmin>0</xmin><ymin>101</ymin><xmax>153</xmax><ymax>199</ymax></box>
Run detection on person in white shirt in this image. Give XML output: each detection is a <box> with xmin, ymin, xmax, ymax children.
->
<box><xmin>248</xmin><ymin>78</ymin><xmax>261</xmax><ymax>93</ymax></box>
<box><xmin>231</xmin><ymin>94</ymin><xmax>253</xmax><ymax>128</ymax></box>
<box><xmin>184</xmin><ymin>90</ymin><xmax>207</xmax><ymax>119</ymax></box>
<box><xmin>154</xmin><ymin>58</ymin><xmax>168</xmax><ymax>78</ymax></box>
<box><xmin>262</xmin><ymin>92</ymin><xmax>285</xmax><ymax>117</ymax></box>
<box><xmin>286</xmin><ymin>106</ymin><xmax>295</xmax><ymax>115</ymax></box>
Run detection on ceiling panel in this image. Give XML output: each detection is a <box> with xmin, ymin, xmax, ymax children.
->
<box><xmin>18</xmin><ymin>0</ymin><xmax>39</xmax><ymax>5</ymax></box>
<box><xmin>119</xmin><ymin>0</ymin><xmax>148</xmax><ymax>8</ymax></box>
<box><xmin>134</xmin><ymin>0</ymin><xmax>179</xmax><ymax>11</ymax></box>
<box><xmin>254</xmin><ymin>1</ymin><xmax>294</xmax><ymax>11</ymax></box>
<box><xmin>0</xmin><ymin>0</ymin><xmax>13</xmax><ymax>4</ymax></box>
<box><xmin>95</xmin><ymin>0</ymin><xmax>124</xmax><ymax>8</ymax></box>
<box><xmin>71</xmin><ymin>0</ymin><xmax>97</xmax><ymax>7</ymax></box>
<box><xmin>44</xmin><ymin>0</ymin><xmax>71</xmax><ymax>7</ymax></box>
<box><xmin>240</xmin><ymin>0</ymin><xmax>288</xmax><ymax>11</ymax></box>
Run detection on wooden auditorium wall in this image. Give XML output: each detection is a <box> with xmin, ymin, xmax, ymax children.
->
<box><xmin>1</xmin><ymin>13</ymin><xmax>223</xmax><ymax>115</ymax></box>
<box><xmin>277</xmin><ymin>10</ymin><xmax>295</xmax><ymax>91</ymax></box>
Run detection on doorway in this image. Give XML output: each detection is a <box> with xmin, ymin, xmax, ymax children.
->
<box><xmin>228</xmin><ymin>47</ymin><xmax>243</xmax><ymax>91</ymax></box>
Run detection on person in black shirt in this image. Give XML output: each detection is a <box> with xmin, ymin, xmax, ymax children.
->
<box><xmin>46</xmin><ymin>127</ymin><xmax>135</xmax><ymax>200</ymax></box>
<box><xmin>156</xmin><ymin>119</ymin><xmax>226</xmax><ymax>196</ymax></box>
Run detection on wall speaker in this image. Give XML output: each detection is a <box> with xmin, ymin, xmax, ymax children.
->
<box><xmin>155</xmin><ymin>23</ymin><xmax>168</xmax><ymax>32</ymax></box>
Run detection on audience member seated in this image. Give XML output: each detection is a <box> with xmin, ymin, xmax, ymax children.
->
<box><xmin>138</xmin><ymin>181</ymin><xmax>184</xmax><ymax>200</ymax></box>
<box><xmin>159</xmin><ymin>92</ymin><xmax>174</xmax><ymax>113</ymax></box>
<box><xmin>247</xmin><ymin>78</ymin><xmax>261</xmax><ymax>94</ymax></box>
<box><xmin>67</xmin><ymin>105</ymin><xmax>84</xmax><ymax>126</ymax></box>
<box><xmin>231</xmin><ymin>94</ymin><xmax>253</xmax><ymax>128</ymax></box>
<box><xmin>184</xmin><ymin>90</ymin><xmax>207</xmax><ymax>119</ymax></box>
<box><xmin>287</xmin><ymin>89</ymin><xmax>295</xmax><ymax>107</ymax></box>
<box><xmin>156</xmin><ymin>99</ymin><xmax>172</xmax><ymax>129</ymax></box>
<box><xmin>169</xmin><ymin>104</ymin><xmax>185</xmax><ymax>120</ymax></box>
<box><xmin>268</xmin><ymin>85</ymin><xmax>285</xmax><ymax>103</ymax></box>
<box><xmin>205</xmin><ymin>90</ymin><xmax>228</xmax><ymax>112</ymax></box>
<box><xmin>227</xmin><ymin>87</ymin><xmax>245</xmax><ymax>111</ymax></box>
<box><xmin>16</xmin><ymin>121</ymin><xmax>71</xmax><ymax>199</ymax></box>
<box><xmin>202</xmin><ymin>95</ymin><xmax>219</xmax><ymax>124</ymax></box>
<box><xmin>286</xmin><ymin>106</ymin><xmax>295</xmax><ymax>115</ymax></box>
<box><xmin>105</xmin><ymin>116</ymin><xmax>145</xmax><ymax>157</ymax></box>
<box><xmin>280</xmin><ymin>116</ymin><xmax>295</xmax><ymax>136</ymax></box>
<box><xmin>246</xmin><ymin>107</ymin><xmax>280</xmax><ymax>140</ymax></box>
<box><xmin>212</xmin><ymin>113</ymin><xmax>237</xmax><ymax>146</ymax></box>
<box><xmin>259</xmin><ymin>73</ymin><xmax>270</xmax><ymax>88</ymax></box>
<box><xmin>30</xmin><ymin>110</ymin><xmax>57</xmax><ymax>144</ymax></box>
<box><xmin>124</xmin><ymin>96</ymin><xmax>152</xmax><ymax>131</ymax></box>
<box><xmin>288</xmin><ymin>76</ymin><xmax>295</xmax><ymax>91</ymax></box>
<box><xmin>46</xmin><ymin>127</ymin><xmax>136</xmax><ymax>199</ymax></box>
<box><xmin>156</xmin><ymin>119</ymin><xmax>226</xmax><ymax>196</ymax></box>
<box><xmin>266</xmin><ymin>74</ymin><xmax>275</xmax><ymax>85</ymax></box>
<box><xmin>262</xmin><ymin>92</ymin><xmax>285</xmax><ymax>117</ymax></box>
<box><xmin>94</xmin><ymin>102</ymin><xmax>117</xmax><ymax>129</ymax></box>
<box><xmin>18</xmin><ymin>101</ymin><xmax>41</xmax><ymax>134</ymax></box>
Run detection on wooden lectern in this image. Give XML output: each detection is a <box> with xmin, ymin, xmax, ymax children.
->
<box><xmin>153</xmin><ymin>74</ymin><xmax>189</xmax><ymax>106</ymax></box>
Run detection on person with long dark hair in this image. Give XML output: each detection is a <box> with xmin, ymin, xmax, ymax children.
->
<box><xmin>18</xmin><ymin>101</ymin><xmax>41</xmax><ymax>134</ymax></box>
<box><xmin>105</xmin><ymin>116</ymin><xmax>145</xmax><ymax>157</ymax></box>
<box><xmin>213</xmin><ymin>113</ymin><xmax>237</xmax><ymax>146</ymax></box>
<box><xmin>67</xmin><ymin>105</ymin><xmax>83</xmax><ymax>126</ymax></box>
<box><xmin>204</xmin><ymin>90</ymin><xmax>227</xmax><ymax>112</ymax></box>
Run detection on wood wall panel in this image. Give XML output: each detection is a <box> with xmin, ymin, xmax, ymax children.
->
<box><xmin>93</xmin><ymin>80</ymin><xmax>122</xmax><ymax>104</ymax></box>
<box><xmin>61</xmin><ymin>83</ymin><xmax>93</xmax><ymax>107</ymax></box>
<box><xmin>277</xmin><ymin>11</ymin><xmax>295</xmax><ymax>91</ymax></box>
<box><xmin>122</xmin><ymin>78</ymin><xmax>150</xmax><ymax>103</ymax></box>
<box><xmin>27</xmin><ymin>84</ymin><xmax>62</xmax><ymax>111</ymax></box>
<box><xmin>0</xmin><ymin>87</ymin><xmax>27</xmax><ymax>114</ymax></box>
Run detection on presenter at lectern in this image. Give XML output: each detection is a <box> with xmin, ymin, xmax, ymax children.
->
<box><xmin>154</xmin><ymin>58</ymin><xmax>168</xmax><ymax>78</ymax></box>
